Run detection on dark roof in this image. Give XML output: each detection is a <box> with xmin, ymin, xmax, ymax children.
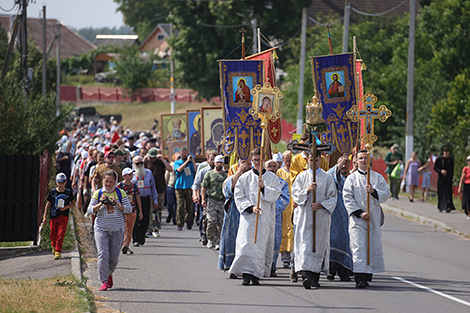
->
<box><xmin>308</xmin><ymin>0</ymin><xmax>420</xmax><ymax>26</ymax></box>
<box><xmin>0</xmin><ymin>14</ymin><xmax>96</xmax><ymax>59</ymax></box>
<box><xmin>93</xmin><ymin>34</ymin><xmax>140</xmax><ymax>48</ymax></box>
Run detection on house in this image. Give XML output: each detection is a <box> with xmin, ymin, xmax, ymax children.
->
<box><xmin>139</xmin><ymin>23</ymin><xmax>171</xmax><ymax>58</ymax></box>
<box><xmin>94</xmin><ymin>34</ymin><xmax>140</xmax><ymax>48</ymax></box>
<box><xmin>0</xmin><ymin>14</ymin><xmax>95</xmax><ymax>59</ymax></box>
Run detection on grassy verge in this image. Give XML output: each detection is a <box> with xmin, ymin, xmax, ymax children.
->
<box><xmin>0</xmin><ymin>274</ymin><xmax>92</xmax><ymax>312</ymax></box>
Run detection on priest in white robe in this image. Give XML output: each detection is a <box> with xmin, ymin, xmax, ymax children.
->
<box><xmin>343</xmin><ymin>149</ymin><xmax>389</xmax><ymax>288</ymax></box>
<box><xmin>229</xmin><ymin>149</ymin><xmax>282</xmax><ymax>286</ymax></box>
<box><xmin>292</xmin><ymin>150</ymin><xmax>337</xmax><ymax>289</ymax></box>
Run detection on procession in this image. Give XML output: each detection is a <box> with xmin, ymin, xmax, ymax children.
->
<box><xmin>2</xmin><ymin>1</ymin><xmax>470</xmax><ymax>312</ymax></box>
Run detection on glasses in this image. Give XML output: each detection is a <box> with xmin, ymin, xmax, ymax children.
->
<box><xmin>135</xmin><ymin>162</ymin><xmax>143</xmax><ymax>165</ymax></box>
<box><xmin>252</xmin><ymin>159</ymin><xmax>261</xmax><ymax>162</ymax></box>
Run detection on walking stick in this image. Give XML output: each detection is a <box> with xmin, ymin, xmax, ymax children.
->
<box><xmin>254</xmin><ymin>118</ymin><xmax>267</xmax><ymax>243</ymax></box>
<box><xmin>366</xmin><ymin>148</ymin><xmax>371</xmax><ymax>265</ymax></box>
<box><xmin>311</xmin><ymin>131</ymin><xmax>317</xmax><ymax>253</ymax></box>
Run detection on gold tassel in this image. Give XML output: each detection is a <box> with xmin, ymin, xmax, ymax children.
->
<box><xmin>361</xmin><ymin>61</ymin><xmax>367</xmax><ymax>71</ymax></box>
<box><xmin>273</xmin><ymin>50</ymin><xmax>279</xmax><ymax>60</ymax></box>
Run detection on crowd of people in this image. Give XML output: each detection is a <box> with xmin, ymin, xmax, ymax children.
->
<box><xmin>43</xmin><ymin>116</ymin><xmax>469</xmax><ymax>292</ymax></box>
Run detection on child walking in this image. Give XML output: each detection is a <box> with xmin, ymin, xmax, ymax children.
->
<box><xmin>43</xmin><ymin>173</ymin><xmax>75</xmax><ymax>260</ymax></box>
<box><xmin>419</xmin><ymin>160</ymin><xmax>432</xmax><ymax>202</ymax></box>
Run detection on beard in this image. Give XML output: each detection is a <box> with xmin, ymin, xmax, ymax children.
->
<box><xmin>172</xmin><ymin>129</ymin><xmax>182</xmax><ymax>139</ymax></box>
<box><xmin>135</xmin><ymin>167</ymin><xmax>145</xmax><ymax>178</ymax></box>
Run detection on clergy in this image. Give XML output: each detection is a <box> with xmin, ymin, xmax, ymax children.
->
<box><xmin>343</xmin><ymin>149</ymin><xmax>389</xmax><ymax>288</ymax></box>
<box><xmin>292</xmin><ymin>150</ymin><xmax>337</xmax><ymax>289</ymax></box>
<box><xmin>229</xmin><ymin>148</ymin><xmax>283</xmax><ymax>286</ymax></box>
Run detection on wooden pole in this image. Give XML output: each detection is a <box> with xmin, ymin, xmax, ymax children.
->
<box><xmin>311</xmin><ymin>131</ymin><xmax>317</xmax><ymax>252</ymax></box>
<box><xmin>366</xmin><ymin>149</ymin><xmax>371</xmax><ymax>265</ymax></box>
<box><xmin>254</xmin><ymin>118</ymin><xmax>267</xmax><ymax>243</ymax></box>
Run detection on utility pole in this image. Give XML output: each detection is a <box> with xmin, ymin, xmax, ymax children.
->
<box><xmin>56</xmin><ymin>21</ymin><xmax>61</xmax><ymax>115</ymax></box>
<box><xmin>42</xmin><ymin>5</ymin><xmax>47</xmax><ymax>96</ymax></box>
<box><xmin>405</xmin><ymin>0</ymin><xmax>416</xmax><ymax>163</ymax></box>
<box><xmin>169</xmin><ymin>22</ymin><xmax>175</xmax><ymax>114</ymax></box>
<box><xmin>296</xmin><ymin>7</ymin><xmax>308</xmax><ymax>133</ymax></box>
<box><xmin>342</xmin><ymin>0</ymin><xmax>351</xmax><ymax>53</ymax></box>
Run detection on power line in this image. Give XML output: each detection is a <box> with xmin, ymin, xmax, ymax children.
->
<box><xmin>197</xmin><ymin>22</ymin><xmax>249</xmax><ymax>28</ymax></box>
<box><xmin>351</xmin><ymin>0</ymin><xmax>408</xmax><ymax>17</ymax></box>
<box><xmin>308</xmin><ymin>16</ymin><xmax>344</xmax><ymax>27</ymax></box>
<box><xmin>0</xmin><ymin>1</ymin><xmax>18</xmax><ymax>12</ymax></box>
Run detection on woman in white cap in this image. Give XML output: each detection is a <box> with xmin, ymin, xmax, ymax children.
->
<box><xmin>458</xmin><ymin>156</ymin><xmax>470</xmax><ymax>220</ymax></box>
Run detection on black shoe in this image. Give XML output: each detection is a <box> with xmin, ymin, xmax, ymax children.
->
<box><xmin>202</xmin><ymin>238</ymin><xmax>208</xmax><ymax>246</ymax></box>
<box><xmin>122</xmin><ymin>245</ymin><xmax>128</xmax><ymax>254</ymax></box>
<box><xmin>446</xmin><ymin>208</ymin><xmax>452</xmax><ymax>213</ymax></box>
<box><xmin>327</xmin><ymin>275</ymin><xmax>335</xmax><ymax>281</ymax></box>
<box><xmin>356</xmin><ymin>281</ymin><xmax>367</xmax><ymax>288</ymax></box>
<box><xmin>242</xmin><ymin>274</ymin><xmax>251</xmax><ymax>286</ymax></box>
<box><xmin>186</xmin><ymin>225</ymin><xmax>192</xmax><ymax>230</ymax></box>
<box><xmin>302</xmin><ymin>277</ymin><xmax>312</xmax><ymax>289</ymax></box>
<box><xmin>166</xmin><ymin>216</ymin><xmax>172</xmax><ymax>223</ymax></box>
<box><xmin>270</xmin><ymin>269</ymin><xmax>277</xmax><ymax>277</ymax></box>
<box><xmin>282</xmin><ymin>262</ymin><xmax>291</xmax><ymax>268</ymax></box>
<box><xmin>229</xmin><ymin>273</ymin><xmax>238</xmax><ymax>279</ymax></box>
<box><xmin>251</xmin><ymin>276</ymin><xmax>260</xmax><ymax>285</ymax></box>
<box><xmin>126</xmin><ymin>248</ymin><xmax>134</xmax><ymax>254</ymax></box>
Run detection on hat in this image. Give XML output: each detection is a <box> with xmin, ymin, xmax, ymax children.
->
<box><xmin>56</xmin><ymin>173</ymin><xmax>67</xmax><ymax>183</ymax></box>
<box><xmin>273</xmin><ymin>152</ymin><xmax>283</xmax><ymax>162</ymax></box>
<box><xmin>467</xmin><ymin>155</ymin><xmax>470</xmax><ymax>161</ymax></box>
<box><xmin>392</xmin><ymin>143</ymin><xmax>399</xmax><ymax>150</ymax></box>
<box><xmin>147</xmin><ymin>147</ymin><xmax>158</xmax><ymax>158</ymax></box>
<box><xmin>114</xmin><ymin>149</ymin><xmax>125</xmax><ymax>156</ymax></box>
<box><xmin>105</xmin><ymin>150</ymin><xmax>114</xmax><ymax>158</ymax></box>
<box><xmin>81</xmin><ymin>150</ymin><xmax>88</xmax><ymax>159</ymax></box>
<box><xmin>122</xmin><ymin>167</ymin><xmax>134</xmax><ymax>176</ymax></box>
<box><xmin>214</xmin><ymin>155</ymin><xmax>224</xmax><ymax>163</ymax></box>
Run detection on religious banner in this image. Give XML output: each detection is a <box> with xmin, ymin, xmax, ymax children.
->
<box><xmin>219</xmin><ymin>60</ymin><xmax>264</xmax><ymax>160</ymax></box>
<box><xmin>245</xmin><ymin>48</ymin><xmax>282</xmax><ymax>144</ymax></box>
<box><xmin>187</xmin><ymin>110</ymin><xmax>202</xmax><ymax>157</ymax></box>
<box><xmin>201</xmin><ymin>107</ymin><xmax>224</xmax><ymax>154</ymax></box>
<box><xmin>310</xmin><ymin>53</ymin><xmax>358</xmax><ymax>154</ymax></box>
<box><xmin>161</xmin><ymin>113</ymin><xmax>187</xmax><ymax>158</ymax></box>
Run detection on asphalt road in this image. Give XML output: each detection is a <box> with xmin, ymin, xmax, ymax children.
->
<box><xmin>85</xmin><ymin>213</ymin><xmax>470</xmax><ymax>313</ymax></box>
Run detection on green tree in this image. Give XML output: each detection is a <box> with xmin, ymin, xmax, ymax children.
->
<box><xmin>114</xmin><ymin>46</ymin><xmax>154</xmax><ymax>93</ymax></box>
<box><xmin>0</xmin><ymin>76</ymin><xmax>69</xmax><ymax>155</ymax></box>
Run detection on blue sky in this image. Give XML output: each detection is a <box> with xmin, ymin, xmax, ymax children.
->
<box><xmin>1</xmin><ymin>0</ymin><xmax>125</xmax><ymax>29</ymax></box>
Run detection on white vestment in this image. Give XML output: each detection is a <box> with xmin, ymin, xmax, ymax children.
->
<box><xmin>229</xmin><ymin>170</ymin><xmax>282</xmax><ymax>278</ymax></box>
<box><xmin>343</xmin><ymin>170</ymin><xmax>389</xmax><ymax>273</ymax></box>
<box><xmin>292</xmin><ymin>168</ymin><xmax>337</xmax><ymax>273</ymax></box>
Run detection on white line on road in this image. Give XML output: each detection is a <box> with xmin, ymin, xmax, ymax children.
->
<box><xmin>393</xmin><ymin>276</ymin><xmax>470</xmax><ymax>307</ymax></box>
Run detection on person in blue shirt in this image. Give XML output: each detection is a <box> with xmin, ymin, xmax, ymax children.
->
<box><xmin>174</xmin><ymin>148</ymin><xmax>196</xmax><ymax>230</ymax></box>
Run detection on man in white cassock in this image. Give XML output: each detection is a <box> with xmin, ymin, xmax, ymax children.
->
<box><xmin>229</xmin><ymin>148</ymin><xmax>282</xmax><ymax>286</ymax></box>
<box><xmin>292</xmin><ymin>150</ymin><xmax>337</xmax><ymax>289</ymax></box>
<box><xmin>343</xmin><ymin>149</ymin><xmax>389</xmax><ymax>288</ymax></box>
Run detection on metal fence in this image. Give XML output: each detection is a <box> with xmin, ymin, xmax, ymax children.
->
<box><xmin>0</xmin><ymin>155</ymin><xmax>40</xmax><ymax>243</ymax></box>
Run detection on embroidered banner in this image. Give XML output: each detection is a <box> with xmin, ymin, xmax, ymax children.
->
<box><xmin>311</xmin><ymin>53</ymin><xmax>358</xmax><ymax>154</ymax></box>
<box><xmin>219</xmin><ymin>60</ymin><xmax>264</xmax><ymax>160</ymax></box>
<box><xmin>245</xmin><ymin>48</ymin><xmax>282</xmax><ymax>144</ymax></box>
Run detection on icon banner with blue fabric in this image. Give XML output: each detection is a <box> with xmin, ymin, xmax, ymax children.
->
<box><xmin>219</xmin><ymin>60</ymin><xmax>264</xmax><ymax>160</ymax></box>
<box><xmin>311</xmin><ymin>53</ymin><xmax>358</xmax><ymax>154</ymax></box>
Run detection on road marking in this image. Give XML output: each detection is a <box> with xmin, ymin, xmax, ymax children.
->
<box><xmin>393</xmin><ymin>276</ymin><xmax>470</xmax><ymax>307</ymax></box>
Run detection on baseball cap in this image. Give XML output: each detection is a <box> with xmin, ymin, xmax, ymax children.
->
<box><xmin>214</xmin><ymin>155</ymin><xmax>224</xmax><ymax>163</ymax></box>
<box><xmin>105</xmin><ymin>150</ymin><xmax>115</xmax><ymax>158</ymax></box>
<box><xmin>56</xmin><ymin>173</ymin><xmax>67</xmax><ymax>183</ymax></box>
<box><xmin>114</xmin><ymin>149</ymin><xmax>125</xmax><ymax>156</ymax></box>
<box><xmin>147</xmin><ymin>147</ymin><xmax>158</xmax><ymax>158</ymax></box>
<box><xmin>122</xmin><ymin>167</ymin><xmax>134</xmax><ymax>176</ymax></box>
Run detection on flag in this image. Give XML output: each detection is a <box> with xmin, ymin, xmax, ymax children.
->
<box><xmin>219</xmin><ymin>60</ymin><xmax>264</xmax><ymax>160</ymax></box>
<box><xmin>310</xmin><ymin>53</ymin><xmax>359</xmax><ymax>154</ymax></box>
<box><xmin>111</xmin><ymin>132</ymin><xmax>120</xmax><ymax>144</ymax></box>
<box><xmin>245</xmin><ymin>48</ymin><xmax>282</xmax><ymax>144</ymax></box>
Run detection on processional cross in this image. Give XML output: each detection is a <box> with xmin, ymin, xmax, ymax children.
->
<box><xmin>346</xmin><ymin>91</ymin><xmax>391</xmax><ymax>265</ymax></box>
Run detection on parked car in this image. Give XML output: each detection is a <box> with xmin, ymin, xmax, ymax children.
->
<box><xmin>65</xmin><ymin>106</ymin><xmax>122</xmax><ymax>129</ymax></box>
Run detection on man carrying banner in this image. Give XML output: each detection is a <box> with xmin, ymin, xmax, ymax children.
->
<box><xmin>292</xmin><ymin>150</ymin><xmax>337</xmax><ymax>289</ymax></box>
<box><xmin>229</xmin><ymin>148</ymin><xmax>282</xmax><ymax>286</ymax></box>
<box><xmin>343</xmin><ymin>149</ymin><xmax>389</xmax><ymax>288</ymax></box>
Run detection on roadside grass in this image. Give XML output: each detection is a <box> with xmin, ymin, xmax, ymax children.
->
<box><xmin>0</xmin><ymin>241</ymin><xmax>33</xmax><ymax>247</ymax></box>
<box><xmin>0</xmin><ymin>274</ymin><xmax>92</xmax><ymax>313</ymax></box>
<box><xmin>77</xmin><ymin>101</ymin><xmax>213</xmax><ymax>131</ymax></box>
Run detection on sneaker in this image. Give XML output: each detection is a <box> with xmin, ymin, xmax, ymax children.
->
<box><xmin>126</xmin><ymin>248</ymin><xmax>134</xmax><ymax>254</ymax></box>
<box><xmin>215</xmin><ymin>244</ymin><xmax>220</xmax><ymax>250</ymax></box>
<box><xmin>177</xmin><ymin>227</ymin><xmax>183</xmax><ymax>231</ymax></box>
<box><xmin>207</xmin><ymin>240</ymin><xmax>214</xmax><ymax>249</ymax></box>
<box><xmin>52</xmin><ymin>247</ymin><xmax>55</xmax><ymax>255</ymax></box>
<box><xmin>133</xmin><ymin>242</ymin><xmax>140</xmax><ymax>247</ymax></box>
<box><xmin>122</xmin><ymin>245</ymin><xmax>129</xmax><ymax>255</ymax></box>
<box><xmin>145</xmin><ymin>232</ymin><xmax>152</xmax><ymax>238</ymax></box>
<box><xmin>152</xmin><ymin>231</ymin><xmax>160</xmax><ymax>238</ymax></box>
<box><xmin>54</xmin><ymin>252</ymin><xmax>61</xmax><ymax>260</ymax></box>
<box><xmin>467</xmin><ymin>216</ymin><xmax>470</xmax><ymax>220</ymax></box>
<box><xmin>100</xmin><ymin>281</ymin><xmax>108</xmax><ymax>291</ymax></box>
<box><xmin>107</xmin><ymin>276</ymin><xmax>113</xmax><ymax>288</ymax></box>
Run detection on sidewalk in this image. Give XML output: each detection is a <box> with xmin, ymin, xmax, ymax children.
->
<box><xmin>382</xmin><ymin>196</ymin><xmax>470</xmax><ymax>238</ymax></box>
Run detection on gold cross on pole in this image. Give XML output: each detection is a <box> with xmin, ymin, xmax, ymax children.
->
<box><xmin>346</xmin><ymin>91</ymin><xmax>391</xmax><ymax>265</ymax></box>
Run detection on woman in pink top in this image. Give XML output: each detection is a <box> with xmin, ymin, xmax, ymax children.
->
<box><xmin>458</xmin><ymin>155</ymin><xmax>470</xmax><ymax>220</ymax></box>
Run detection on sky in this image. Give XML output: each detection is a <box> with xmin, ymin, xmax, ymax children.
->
<box><xmin>0</xmin><ymin>0</ymin><xmax>125</xmax><ymax>29</ymax></box>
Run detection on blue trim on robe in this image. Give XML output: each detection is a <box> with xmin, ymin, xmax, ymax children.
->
<box><xmin>327</xmin><ymin>165</ymin><xmax>353</xmax><ymax>270</ymax></box>
<box><xmin>272</xmin><ymin>177</ymin><xmax>290</xmax><ymax>270</ymax></box>
<box><xmin>218</xmin><ymin>177</ymin><xmax>240</xmax><ymax>271</ymax></box>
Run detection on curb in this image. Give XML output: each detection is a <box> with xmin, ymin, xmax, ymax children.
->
<box><xmin>382</xmin><ymin>204</ymin><xmax>470</xmax><ymax>238</ymax></box>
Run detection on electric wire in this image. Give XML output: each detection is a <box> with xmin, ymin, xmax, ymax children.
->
<box><xmin>351</xmin><ymin>0</ymin><xmax>408</xmax><ymax>17</ymax></box>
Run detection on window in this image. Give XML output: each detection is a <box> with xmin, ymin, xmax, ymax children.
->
<box><xmin>157</xmin><ymin>34</ymin><xmax>165</xmax><ymax>40</ymax></box>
